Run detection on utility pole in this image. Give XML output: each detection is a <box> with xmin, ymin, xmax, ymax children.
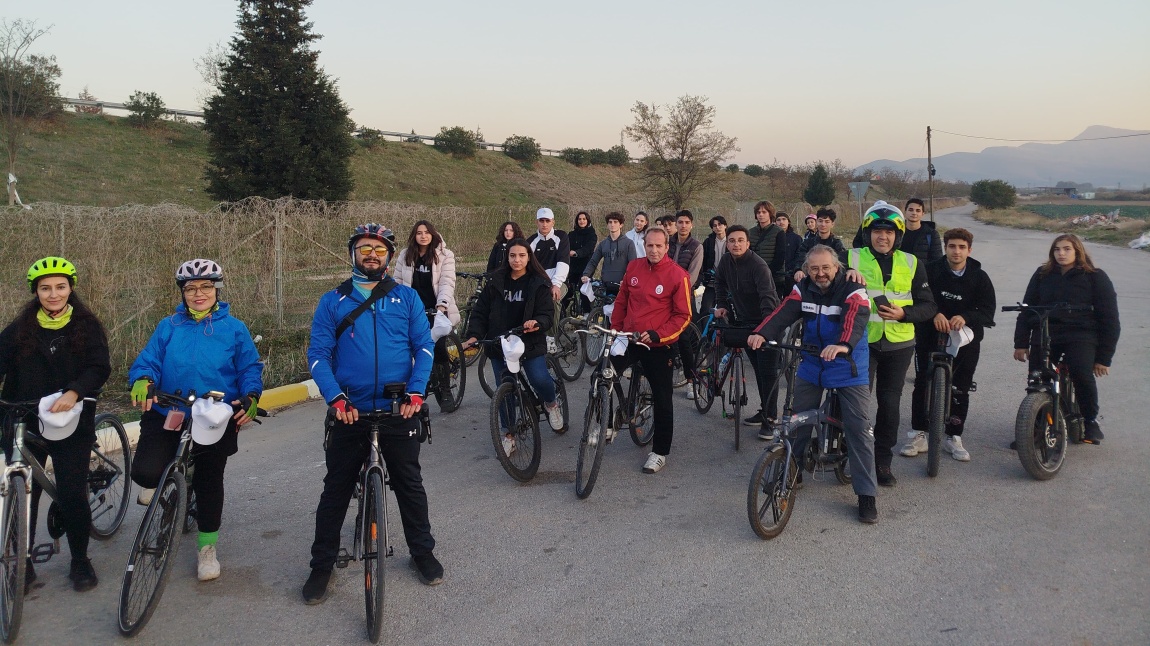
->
<box><xmin>927</xmin><ymin>126</ymin><xmax>935</xmax><ymax>222</ymax></box>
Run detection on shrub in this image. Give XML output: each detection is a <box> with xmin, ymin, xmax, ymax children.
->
<box><xmin>125</xmin><ymin>90</ymin><xmax>165</xmax><ymax>128</ymax></box>
<box><xmin>502</xmin><ymin>135</ymin><xmax>541</xmax><ymax>166</ymax></box>
<box><xmin>970</xmin><ymin>179</ymin><xmax>1016</xmax><ymax>209</ymax></box>
<box><xmin>803</xmin><ymin>162</ymin><xmax>836</xmax><ymax>207</ymax></box>
<box><xmin>606</xmin><ymin>144</ymin><xmax>630</xmax><ymax>166</ymax></box>
<box><xmin>744</xmin><ymin>164</ymin><xmax>765</xmax><ymax>177</ymax></box>
<box><xmin>74</xmin><ymin>86</ymin><xmax>103</xmax><ymax>115</ymax></box>
<box><xmin>405</xmin><ymin>129</ymin><xmax>422</xmax><ymax>143</ymax></box>
<box><xmin>725</xmin><ymin>163</ymin><xmax>740</xmax><ymax>173</ymax></box>
<box><xmin>357</xmin><ymin>126</ymin><xmax>385</xmax><ymax>150</ymax></box>
<box><xmin>560</xmin><ymin>147</ymin><xmax>588</xmax><ymax>166</ymax></box>
<box><xmin>433</xmin><ymin>126</ymin><xmax>479</xmax><ymax>157</ymax></box>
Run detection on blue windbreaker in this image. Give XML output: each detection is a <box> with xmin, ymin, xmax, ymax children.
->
<box><xmin>128</xmin><ymin>302</ymin><xmax>263</xmax><ymax>411</ymax></box>
<box><xmin>308</xmin><ymin>279</ymin><xmax>434</xmax><ymax>410</ymax></box>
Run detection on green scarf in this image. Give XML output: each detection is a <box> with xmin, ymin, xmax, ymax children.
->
<box><xmin>37</xmin><ymin>305</ymin><xmax>73</xmax><ymax>330</ymax></box>
<box><xmin>188</xmin><ymin>304</ymin><xmax>219</xmax><ymax>322</ymax></box>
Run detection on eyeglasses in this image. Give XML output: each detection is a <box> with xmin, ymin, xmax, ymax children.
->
<box><xmin>182</xmin><ymin>285</ymin><xmax>216</xmax><ymax>295</ymax></box>
<box><xmin>356</xmin><ymin>245</ymin><xmax>390</xmax><ymax>256</ymax></box>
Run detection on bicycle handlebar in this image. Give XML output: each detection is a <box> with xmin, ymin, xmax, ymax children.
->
<box><xmin>147</xmin><ymin>387</ymin><xmax>265</xmax><ymax>424</ymax></box>
<box><xmin>574</xmin><ymin>324</ymin><xmax>651</xmax><ymax>349</ymax></box>
<box><xmin>467</xmin><ymin>326</ymin><xmax>527</xmax><ymax>349</ymax></box>
<box><xmin>1002</xmin><ymin>302</ymin><xmax>1093</xmax><ymax>313</ymax></box>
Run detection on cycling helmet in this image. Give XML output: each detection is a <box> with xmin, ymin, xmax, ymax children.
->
<box><xmin>176</xmin><ymin>259</ymin><xmax>224</xmax><ymax>287</ymax></box>
<box><xmin>27</xmin><ymin>257</ymin><xmax>78</xmax><ymax>292</ymax></box>
<box><xmin>348</xmin><ymin>224</ymin><xmax>396</xmax><ymax>278</ymax></box>
<box><xmin>861</xmin><ymin>201</ymin><xmax>906</xmax><ymax>234</ymax></box>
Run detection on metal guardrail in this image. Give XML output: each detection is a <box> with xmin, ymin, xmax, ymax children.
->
<box><xmin>62</xmin><ymin>97</ymin><xmax>204</xmax><ymax>118</ymax></box>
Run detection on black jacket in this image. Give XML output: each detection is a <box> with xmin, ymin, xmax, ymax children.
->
<box><xmin>788</xmin><ymin>232</ymin><xmax>848</xmax><ymax>277</ymax></box>
<box><xmin>900</xmin><ymin>221</ymin><xmax>943</xmax><ymax>264</ymax></box>
<box><xmin>486</xmin><ymin>241</ymin><xmax>510</xmax><ymax>272</ymax></box>
<box><xmin>781</xmin><ymin>230</ymin><xmax>803</xmax><ymax>274</ymax></box>
<box><xmin>1013</xmin><ymin>266</ymin><xmax>1120</xmax><ymax>366</ymax></box>
<box><xmin>567</xmin><ymin>225</ymin><xmax>598</xmax><ymax>282</ymax></box>
<box><xmin>701</xmin><ymin>232</ymin><xmax>725</xmax><ymax>282</ymax></box>
<box><xmin>467</xmin><ymin>272</ymin><xmax>554</xmax><ymax>360</ymax></box>
<box><xmin>925</xmin><ymin>257</ymin><xmax>996</xmax><ymax>341</ymax></box>
<box><xmin>715</xmin><ymin>252</ymin><xmax>779</xmax><ymax>324</ymax></box>
<box><xmin>749</xmin><ymin>223</ymin><xmax>786</xmax><ymax>283</ymax></box>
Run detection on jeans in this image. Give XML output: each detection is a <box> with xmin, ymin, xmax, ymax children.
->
<box><xmin>489</xmin><ymin>354</ymin><xmax>557</xmax><ymax>429</ymax></box>
<box><xmin>790</xmin><ymin>378</ymin><xmax>877</xmax><ymax>497</ymax></box>
<box><xmin>610</xmin><ymin>345</ymin><xmax>676</xmax><ymax>456</ymax></box>
<box><xmin>867</xmin><ymin>345</ymin><xmax>915</xmax><ymax>468</ymax></box>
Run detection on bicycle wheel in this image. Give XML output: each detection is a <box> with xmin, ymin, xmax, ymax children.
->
<box><xmin>490</xmin><ymin>383</ymin><xmax>541</xmax><ymax>482</ymax></box>
<box><xmin>627</xmin><ymin>373</ymin><xmax>654</xmax><ymax>446</ymax></box>
<box><xmin>364</xmin><ymin>471</ymin><xmax>386</xmax><ymax>644</ymax></box>
<box><xmin>118</xmin><ymin>469</ymin><xmax>187</xmax><ymax>636</ymax></box>
<box><xmin>926</xmin><ymin>366</ymin><xmax>947</xmax><ymax>478</ymax></box>
<box><xmin>731</xmin><ymin>353</ymin><xmax>744</xmax><ymax>452</ymax></box>
<box><xmin>477</xmin><ymin>352</ymin><xmax>495</xmax><ymax>398</ymax></box>
<box><xmin>458</xmin><ymin>307</ymin><xmax>481</xmax><ymax>367</ymax></box>
<box><xmin>89</xmin><ymin>413</ymin><xmax>132</xmax><ymax>539</ymax></box>
<box><xmin>1014</xmin><ymin>392</ymin><xmax>1067</xmax><ymax>480</ymax></box>
<box><xmin>575</xmin><ymin>385</ymin><xmax>610</xmax><ymax>499</ymax></box>
<box><xmin>554</xmin><ymin>318</ymin><xmax>586</xmax><ymax>382</ymax></box>
<box><xmin>549</xmin><ymin>361</ymin><xmax>570</xmax><ymax>434</ymax></box>
<box><xmin>583</xmin><ymin>308</ymin><xmax>607</xmax><ymax>365</ymax></box>
<box><xmin>0</xmin><ymin>475</ymin><xmax>28</xmax><ymax>644</ymax></box>
<box><xmin>432</xmin><ymin>333</ymin><xmax>467</xmax><ymax>413</ymax></box>
<box><xmin>693</xmin><ymin>343</ymin><xmax>715</xmax><ymax>414</ymax></box>
<box><xmin>747</xmin><ymin>446</ymin><xmax>798</xmax><ymax>540</ymax></box>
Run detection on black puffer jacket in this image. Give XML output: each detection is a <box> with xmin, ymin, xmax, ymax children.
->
<box><xmin>567</xmin><ymin>225</ymin><xmax>598</xmax><ymax>282</ymax></box>
<box><xmin>1013</xmin><ymin>265</ymin><xmax>1120</xmax><ymax>366</ymax></box>
<box><xmin>900</xmin><ymin>221</ymin><xmax>943</xmax><ymax>264</ymax></box>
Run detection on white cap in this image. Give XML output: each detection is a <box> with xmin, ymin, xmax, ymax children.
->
<box><xmin>501</xmin><ymin>335</ymin><xmax>526</xmax><ymax>372</ymax></box>
<box><xmin>430</xmin><ymin>310</ymin><xmax>453</xmax><ymax>342</ymax></box>
<box><xmin>190</xmin><ymin>396</ymin><xmax>232</xmax><ymax>445</ymax></box>
<box><xmin>38</xmin><ymin>393</ymin><xmax>82</xmax><ymax>441</ymax></box>
<box><xmin>946</xmin><ymin>325</ymin><xmax>975</xmax><ymax>357</ymax></box>
<box><xmin>536</xmin><ymin>207</ymin><xmax>555</xmax><ymax>221</ymax></box>
<box><xmin>580</xmin><ymin>281</ymin><xmax>596</xmax><ymax>303</ymax></box>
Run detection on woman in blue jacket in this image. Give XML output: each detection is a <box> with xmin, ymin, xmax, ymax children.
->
<box><xmin>129</xmin><ymin>259</ymin><xmax>263</xmax><ymax>583</ymax></box>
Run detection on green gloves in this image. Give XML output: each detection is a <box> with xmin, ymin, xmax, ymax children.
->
<box><xmin>130</xmin><ymin>379</ymin><xmax>152</xmax><ymax>405</ymax></box>
<box><xmin>241</xmin><ymin>393</ymin><xmax>259</xmax><ymax>419</ymax></box>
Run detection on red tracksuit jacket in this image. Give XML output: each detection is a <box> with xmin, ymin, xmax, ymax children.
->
<box><xmin>611</xmin><ymin>254</ymin><xmax>692</xmax><ymax>347</ymax></box>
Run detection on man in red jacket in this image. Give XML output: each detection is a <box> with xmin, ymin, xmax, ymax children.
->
<box><xmin>611</xmin><ymin>228</ymin><xmax>693</xmax><ymax>473</ymax></box>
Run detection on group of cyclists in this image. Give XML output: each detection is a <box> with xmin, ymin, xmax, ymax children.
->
<box><xmin>0</xmin><ymin>199</ymin><xmax>1121</xmax><ymax>617</ymax></box>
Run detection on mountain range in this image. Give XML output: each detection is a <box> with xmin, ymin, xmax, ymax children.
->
<box><xmin>856</xmin><ymin>126</ymin><xmax>1150</xmax><ymax>189</ymax></box>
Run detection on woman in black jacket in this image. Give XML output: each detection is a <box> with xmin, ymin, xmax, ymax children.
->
<box><xmin>0</xmin><ymin>257</ymin><xmax>111</xmax><ymax>592</ymax></box>
<box><xmin>1012</xmin><ymin>234</ymin><xmax>1120</xmax><ymax>444</ymax></box>
<box><xmin>486</xmin><ymin>221</ymin><xmax>524</xmax><ymax>272</ymax></box>
<box><xmin>566</xmin><ymin>211</ymin><xmax>597</xmax><ymax>313</ymax></box>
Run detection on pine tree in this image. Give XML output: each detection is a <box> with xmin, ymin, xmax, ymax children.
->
<box><xmin>803</xmin><ymin>163</ymin><xmax>836</xmax><ymax>208</ymax></box>
<box><xmin>203</xmin><ymin>0</ymin><xmax>354</xmax><ymax>201</ymax></box>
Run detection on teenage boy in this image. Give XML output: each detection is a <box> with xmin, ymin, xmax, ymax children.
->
<box><xmin>668</xmin><ymin>210</ymin><xmax>703</xmax><ymax>398</ymax></box>
<box><xmin>791</xmin><ymin>207</ymin><xmax>848</xmax><ymax>281</ymax></box>
<box><xmin>582</xmin><ymin>212</ymin><xmax>637</xmax><ymax>288</ymax></box>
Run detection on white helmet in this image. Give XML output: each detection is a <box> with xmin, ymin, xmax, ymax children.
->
<box><xmin>176</xmin><ymin>259</ymin><xmax>224</xmax><ymax>287</ymax></box>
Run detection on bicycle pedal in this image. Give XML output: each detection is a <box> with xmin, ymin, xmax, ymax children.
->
<box><xmin>335</xmin><ymin>548</ymin><xmax>352</xmax><ymax>569</ymax></box>
<box><xmin>29</xmin><ymin>541</ymin><xmax>58</xmax><ymax>564</ymax></box>
<box><xmin>386</xmin><ymin>545</ymin><xmax>394</xmax><ymax>558</ymax></box>
<box><xmin>968</xmin><ymin>382</ymin><xmax>977</xmax><ymax>393</ymax></box>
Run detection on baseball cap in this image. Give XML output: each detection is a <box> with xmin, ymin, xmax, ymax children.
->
<box><xmin>536</xmin><ymin>207</ymin><xmax>555</xmax><ymax>221</ymax></box>
<box><xmin>38</xmin><ymin>393</ymin><xmax>82</xmax><ymax>441</ymax></box>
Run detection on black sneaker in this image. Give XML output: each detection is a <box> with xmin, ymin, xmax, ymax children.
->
<box><xmin>858</xmin><ymin>495</ymin><xmax>878</xmax><ymax>524</ymax></box>
<box><xmin>876</xmin><ymin>466</ymin><xmax>897</xmax><ymax>487</ymax></box>
<box><xmin>302</xmin><ymin>568</ymin><xmax>333</xmax><ymax>605</ymax></box>
<box><xmin>24</xmin><ymin>559</ymin><xmax>35</xmax><ymax>595</ymax></box>
<box><xmin>1083</xmin><ymin>419</ymin><xmax>1104</xmax><ymax>445</ymax></box>
<box><xmin>412</xmin><ymin>553</ymin><xmax>444</xmax><ymax>586</ymax></box>
<box><xmin>69</xmin><ymin>557</ymin><xmax>98</xmax><ymax>592</ymax></box>
<box><xmin>744</xmin><ymin>411</ymin><xmax>764</xmax><ymax>426</ymax></box>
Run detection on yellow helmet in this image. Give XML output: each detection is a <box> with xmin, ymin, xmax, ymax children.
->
<box><xmin>27</xmin><ymin>257</ymin><xmax>77</xmax><ymax>292</ymax></box>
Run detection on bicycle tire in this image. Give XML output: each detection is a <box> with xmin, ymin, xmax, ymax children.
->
<box><xmin>1063</xmin><ymin>377</ymin><xmax>1084</xmax><ymax>443</ymax></box>
<box><xmin>89</xmin><ymin>413</ymin><xmax>132</xmax><ymax>539</ymax></box>
<box><xmin>628</xmin><ymin>373</ymin><xmax>655</xmax><ymax>446</ymax></box>
<box><xmin>490</xmin><ymin>383</ymin><xmax>541</xmax><ymax>482</ymax></box>
<box><xmin>433</xmin><ymin>333</ymin><xmax>467</xmax><ymax>413</ymax></box>
<box><xmin>693</xmin><ymin>342</ymin><xmax>715</xmax><ymax>414</ymax></box>
<box><xmin>364</xmin><ymin>471</ymin><xmax>386</xmax><ymax>644</ymax></box>
<box><xmin>477</xmin><ymin>352</ymin><xmax>495</xmax><ymax>398</ymax></box>
<box><xmin>583</xmin><ymin>307</ymin><xmax>607</xmax><ymax>365</ymax></box>
<box><xmin>458</xmin><ymin>306</ymin><xmax>481</xmax><ymax>367</ymax></box>
<box><xmin>549</xmin><ymin>361</ymin><xmax>569</xmax><ymax>434</ymax></box>
<box><xmin>1014</xmin><ymin>392</ymin><xmax>1067</xmax><ymax>480</ymax></box>
<box><xmin>183</xmin><ymin>489</ymin><xmax>197</xmax><ymax>535</ymax></box>
<box><xmin>927</xmin><ymin>366</ymin><xmax>947</xmax><ymax>477</ymax></box>
<box><xmin>118</xmin><ymin>469</ymin><xmax>187</xmax><ymax>636</ymax></box>
<box><xmin>554</xmin><ymin>318</ymin><xmax>585</xmax><ymax>382</ymax></box>
<box><xmin>0</xmin><ymin>475</ymin><xmax>27</xmax><ymax>644</ymax></box>
<box><xmin>732</xmin><ymin>353</ymin><xmax>744</xmax><ymax>452</ymax></box>
<box><xmin>575</xmin><ymin>385</ymin><xmax>610</xmax><ymax>499</ymax></box>
<box><xmin>747</xmin><ymin>446</ymin><xmax>798</xmax><ymax>540</ymax></box>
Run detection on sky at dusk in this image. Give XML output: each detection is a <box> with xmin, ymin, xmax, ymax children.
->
<box><xmin>20</xmin><ymin>0</ymin><xmax>1150</xmax><ymax>168</ymax></box>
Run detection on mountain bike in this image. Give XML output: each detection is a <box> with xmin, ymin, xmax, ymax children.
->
<box><xmin>920</xmin><ymin>331</ymin><xmax>957</xmax><ymax>478</ymax></box>
<box><xmin>424</xmin><ymin>308</ymin><xmax>466</xmax><ymax>413</ymax></box>
<box><xmin>691</xmin><ymin>322</ymin><xmax>753</xmax><ymax>451</ymax></box>
<box><xmin>572</xmin><ymin>325</ymin><xmax>654</xmax><ymax>499</ymax></box>
<box><xmin>580</xmin><ymin>281</ymin><xmax>619</xmax><ymax>365</ymax></box>
<box><xmin>0</xmin><ymin>397</ymin><xmax>132</xmax><ymax>643</ymax></box>
<box><xmin>117</xmin><ymin>388</ymin><xmax>263</xmax><ymax>636</ymax></box>
<box><xmin>455</xmin><ymin>271</ymin><xmax>490</xmax><ymax>367</ymax></box>
<box><xmin>1002</xmin><ymin>302</ymin><xmax>1092</xmax><ymax>480</ymax></box>
<box><xmin>551</xmin><ymin>316</ymin><xmax>586</xmax><ymax>382</ymax></box>
<box><xmin>331</xmin><ymin>384</ymin><xmax>431</xmax><ymax>644</ymax></box>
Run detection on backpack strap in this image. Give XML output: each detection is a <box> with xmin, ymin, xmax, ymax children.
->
<box><xmin>334</xmin><ymin>277</ymin><xmax>398</xmax><ymax>341</ymax></box>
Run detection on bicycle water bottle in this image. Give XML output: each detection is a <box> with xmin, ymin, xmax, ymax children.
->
<box><xmin>718</xmin><ymin>352</ymin><xmax>731</xmax><ymax>374</ymax></box>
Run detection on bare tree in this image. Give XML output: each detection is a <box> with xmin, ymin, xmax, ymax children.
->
<box><xmin>194</xmin><ymin>40</ymin><xmax>228</xmax><ymax>107</ymax></box>
<box><xmin>878</xmin><ymin>166</ymin><xmax>920</xmax><ymax>202</ymax></box>
<box><xmin>0</xmin><ymin>19</ymin><xmax>56</xmax><ymax>205</ymax></box>
<box><xmin>624</xmin><ymin>95</ymin><xmax>738</xmax><ymax>211</ymax></box>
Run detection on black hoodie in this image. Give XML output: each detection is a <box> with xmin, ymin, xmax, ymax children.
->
<box><xmin>1013</xmin><ymin>265</ymin><xmax>1120</xmax><ymax>366</ymax></box>
<box><xmin>925</xmin><ymin>257</ymin><xmax>996</xmax><ymax>341</ymax></box>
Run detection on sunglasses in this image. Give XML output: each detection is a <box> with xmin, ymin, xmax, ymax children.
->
<box><xmin>356</xmin><ymin>245</ymin><xmax>390</xmax><ymax>256</ymax></box>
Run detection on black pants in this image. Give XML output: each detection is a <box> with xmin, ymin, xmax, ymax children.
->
<box><xmin>1031</xmin><ymin>340</ymin><xmax>1100</xmax><ymax>420</ymax></box>
<box><xmin>700</xmin><ymin>286</ymin><xmax>716</xmax><ymax>319</ymax></box>
<box><xmin>912</xmin><ymin>337</ymin><xmax>982</xmax><ymax>436</ymax></box>
<box><xmin>747</xmin><ymin>347</ymin><xmax>780</xmax><ymax>419</ymax></box>
<box><xmin>611</xmin><ymin>345</ymin><xmax>676</xmax><ymax>456</ymax></box>
<box><xmin>310</xmin><ymin>416</ymin><xmax>435</xmax><ymax>571</ymax></box>
<box><xmin>676</xmin><ymin>300</ymin><xmax>698</xmax><ymax>382</ymax></box>
<box><xmin>131</xmin><ymin>410</ymin><xmax>233</xmax><ymax>534</ymax></box>
<box><xmin>868</xmin><ymin>346</ymin><xmax>915</xmax><ymax>468</ymax></box>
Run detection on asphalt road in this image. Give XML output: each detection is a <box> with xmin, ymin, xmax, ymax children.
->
<box><xmin>20</xmin><ymin>204</ymin><xmax>1150</xmax><ymax>645</ymax></box>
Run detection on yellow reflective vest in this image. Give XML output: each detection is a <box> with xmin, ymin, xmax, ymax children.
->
<box><xmin>848</xmin><ymin>248</ymin><xmax>917</xmax><ymax>344</ymax></box>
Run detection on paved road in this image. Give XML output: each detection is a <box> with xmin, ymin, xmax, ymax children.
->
<box><xmin>21</xmin><ymin>204</ymin><xmax>1150</xmax><ymax>644</ymax></box>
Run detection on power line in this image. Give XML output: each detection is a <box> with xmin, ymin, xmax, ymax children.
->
<box><xmin>933</xmin><ymin>129</ymin><xmax>1150</xmax><ymax>143</ymax></box>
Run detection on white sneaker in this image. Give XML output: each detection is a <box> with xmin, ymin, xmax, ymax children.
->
<box><xmin>899</xmin><ymin>431</ymin><xmax>928</xmax><ymax>457</ymax></box>
<box><xmin>137</xmin><ymin>488</ymin><xmax>155</xmax><ymax>506</ymax></box>
<box><xmin>545</xmin><ymin>401</ymin><xmax>564</xmax><ymax>431</ymax></box>
<box><xmin>545</xmin><ymin>336</ymin><xmax>558</xmax><ymax>355</ymax></box>
<box><xmin>197</xmin><ymin>545</ymin><xmax>221</xmax><ymax>582</ymax></box>
<box><xmin>945</xmin><ymin>435</ymin><xmax>971</xmax><ymax>461</ymax></box>
<box><xmin>642</xmin><ymin>452</ymin><xmax>666</xmax><ymax>474</ymax></box>
<box><xmin>685</xmin><ymin>384</ymin><xmax>696</xmax><ymax>400</ymax></box>
<box><xmin>501</xmin><ymin>435</ymin><xmax>516</xmax><ymax>456</ymax></box>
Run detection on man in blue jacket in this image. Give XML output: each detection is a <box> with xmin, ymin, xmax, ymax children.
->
<box><xmin>302</xmin><ymin>223</ymin><xmax>441</xmax><ymax>605</ymax></box>
<box><xmin>747</xmin><ymin>245</ymin><xmax>879</xmax><ymax>523</ymax></box>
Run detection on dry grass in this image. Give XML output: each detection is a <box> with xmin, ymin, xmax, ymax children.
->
<box><xmin>973</xmin><ymin>206</ymin><xmax>1149</xmax><ymax>246</ymax></box>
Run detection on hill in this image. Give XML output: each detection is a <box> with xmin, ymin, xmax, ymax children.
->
<box><xmin>857</xmin><ymin>126</ymin><xmax>1150</xmax><ymax>188</ymax></box>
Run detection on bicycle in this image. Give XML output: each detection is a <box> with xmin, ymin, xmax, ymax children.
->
<box><xmin>691</xmin><ymin>321</ymin><xmax>753</xmax><ymax>451</ymax></box>
<box><xmin>580</xmin><ymin>280</ymin><xmax>619</xmax><ymax>366</ymax></box>
<box><xmin>0</xmin><ymin>397</ymin><xmax>132</xmax><ymax>643</ymax></box>
<box><xmin>747</xmin><ymin>342</ymin><xmax>852</xmax><ymax>539</ymax></box>
<box><xmin>551</xmin><ymin>316</ymin><xmax>586</xmax><ymax>382</ymax></box>
<box><xmin>424</xmin><ymin>308</ymin><xmax>466</xmax><ymax>413</ymax></box>
<box><xmin>474</xmin><ymin>330</ymin><xmax>569</xmax><ymax>482</ymax></box>
<box><xmin>919</xmin><ymin>331</ymin><xmax>967</xmax><ymax>478</ymax></box>
<box><xmin>670</xmin><ymin>322</ymin><xmax>702</xmax><ymax>389</ymax></box>
<box><xmin>573</xmin><ymin>324</ymin><xmax>654</xmax><ymax>498</ymax></box>
<box><xmin>455</xmin><ymin>271</ymin><xmax>490</xmax><ymax>368</ymax></box>
<box><xmin>117</xmin><ymin>388</ymin><xmax>263</xmax><ymax>636</ymax></box>
<box><xmin>1002</xmin><ymin>302</ymin><xmax>1092</xmax><ymax>480</ymax></box>
<box><xmin>330</xmin><ymin>384</ymin><xmax>432</xmax><ymax>644</ymax></box>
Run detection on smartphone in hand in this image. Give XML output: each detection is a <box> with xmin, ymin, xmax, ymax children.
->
<box><xmin>873</xmin><ymin>294</ymin><xmax>890</xmax><ymax>309</ymax></box>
